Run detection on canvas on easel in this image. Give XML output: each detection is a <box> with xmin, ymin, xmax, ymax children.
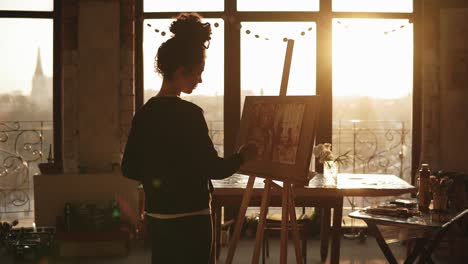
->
<box><xmin>237</xmin><ymin>95</ymin><xmax>319</xmax><ymax>183</ymax></box>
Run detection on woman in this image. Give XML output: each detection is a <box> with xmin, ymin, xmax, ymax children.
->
<box><xmin>121</xmin><ymin>13</ymin><xmax>256</xmax><ymax>263</ymax></box>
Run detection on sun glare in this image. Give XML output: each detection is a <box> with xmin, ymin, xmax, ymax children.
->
<box><xmin>333</xmin><ymin>19</ymin><xmax>413</xmax><ymax>98</ymax></box>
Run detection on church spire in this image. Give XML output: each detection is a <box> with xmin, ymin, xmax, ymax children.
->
<box><xmin>34</xmin><ymin>47</ymin><xmax>44</xmax><ymax>76</ymax></box>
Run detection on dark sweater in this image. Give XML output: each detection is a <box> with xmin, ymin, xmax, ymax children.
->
<box><xmin>121</xmin><ymin>96</ymin><xmax>243</xmax><ymax>214</ymax></box>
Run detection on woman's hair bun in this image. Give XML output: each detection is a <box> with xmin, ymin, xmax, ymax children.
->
<box><xmin>170</xmin><ymin>13</ymin><xmax>211</xmax><ymax>46</ymax></box>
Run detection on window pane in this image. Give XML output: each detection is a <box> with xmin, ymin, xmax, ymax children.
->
<box><xmin>332</xmin><ymin>18</ymin><xmax>413</xmax><ymax>181</ymax></box>
<box><xmin>241</xmin><ymin>22</ymin><xmax>316</xmax><ymax>110</ymax></box>
<box><xmin>333</xmin><ymin>0</ymin><xmax>412</xmax><ymax>13</ymax></box>
<box><xmin>332</xmin><ymin>18</ymin><xmax>413</xmax><ymax>224</ymax></box>
<box><xmin>238</xmin><ymin>0</ymin><xmax>319</xmax><ymax>12</ymax></box>
<box><xmin>0</xmin><ymin>0</ymin><xmax>53</xmax><ymax>11</ymax></box>
<box><xmin>143</xmin><ymin>19</ymin><xmax>225</xmax><ymax>155</ymax></box>
<box><xmin>0</xmin><ymin>18</ymin><xmax>53</xmax><ymax>217</ymax></box>
<box><xmin>144</xmin><ymin>0</ymin><xmax>223</xmax><ymax>12</ymax></box>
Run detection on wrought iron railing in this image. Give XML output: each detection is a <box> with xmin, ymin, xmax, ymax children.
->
<box><xmin>0</xmin><ymin>119</ymin><xmax>411</xmax><ymax>221</ymax></box>
<box><xmin>332</xmin><ymin>120</ymin><xmax>412</xmax><ymax>228</ymax></box>
<box><xmin>207</xmin><ymin>119</ymin><xmax>413</xmax><ymax>224</ymax></box>
<box><xmin>206</xmin><ymin>119</ymin><xmax>412</xmax><ymax>181</ymax></box>
<box><xmin>0</xmin><ymin>121</ymin><xmax>52</xmax><ymax>217</ymax></box>
<box><xmin>333</xmin><ymin>120</ymin><xmax>412</xmax><ymax>182</ymax></box>
<box><xmin>207</xmin><ymin>120</ymin><xmax>224</xmax><ymax>157</ymax></box>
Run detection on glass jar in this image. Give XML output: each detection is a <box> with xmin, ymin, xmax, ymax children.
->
<box><xmin>417</xmin><ymin>164</ymin><xmax>431</xmax><ymax>212</ymax></box>
<box><xmin>324</xmin><ymin>160</ymin><xmax>338</xmax><ymax>186</ymax></box>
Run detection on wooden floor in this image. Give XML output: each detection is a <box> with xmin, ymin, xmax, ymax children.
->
<box><xmin>0</xmin><ymin>234</ymin><xmax>451</xmax><ymax>264</ymax></box>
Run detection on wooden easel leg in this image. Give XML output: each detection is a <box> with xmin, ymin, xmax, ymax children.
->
<box><xmin>280</xmin><ymin>181</ymin><xmax>290</xmax><ymax>264</ymax></box>
<box><xmin>225</xmin><ymin>175</ymin><xmax>256</xmax><ymax>264</ymax></box>
<box><xmin>252</xmin><ymin>179</ymin><xmax>272</xmax><ymax>263</ymax></box>
<box><xmin>288</xmin><ymin>185</ymin><xmax>304</xmax><ymax>264</ymax></box>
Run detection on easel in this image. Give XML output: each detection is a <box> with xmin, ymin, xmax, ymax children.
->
<box><xmin>225</xmin><ymin>39</ymin><xmax>304</xmax><ymax>264</ymax></box>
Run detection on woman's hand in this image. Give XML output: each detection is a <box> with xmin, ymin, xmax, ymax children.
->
<box><xmin>238</xmin><ymin>143</ymin><xmax>257</xmax><ymax>164</ymax></box>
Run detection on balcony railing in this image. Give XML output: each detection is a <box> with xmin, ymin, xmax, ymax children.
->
<box><xmin>332</xmin><ymin>120</ymin><xmax>412</xmax><ymax>227</ymax></box>
<box><xmin>0</xmin><ymin>119</ymin><xmax>411</xmax><ymax>220</ymax></box>
<box><xmin>207</xmin><ymin>119</ymin><xmax>412</xmax><ymax>183</ymax></box>
<box><xmin>0</xmin><ymin>121</ymin><xmax>52</xmax><ymax>217</ymax></box>
<box><xmin>333</xmin><ymin>120</ymin><xmax>412</xmax><ymax>182</ymax></box>
<box><xmin>207</xmin><ymin>120</ymin><xmax>225</xmax><ymax>157</ymax></box>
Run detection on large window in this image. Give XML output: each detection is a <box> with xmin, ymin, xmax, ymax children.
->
<box><xmin>332</xmin><ymin>18</ymin><xmax>413</xmax><ymax>181</ymax></box>
<box><xmin>0</xmin><ymin>1</ymin><xmax>59</xmax><ymax>219</ymax></box>
<box><xmin>240</xmin><ymin>21</ymin><xmax>317</xmax><ymax>118</ymax></box>
<box><xmin>137</xmin><ymin>0</ymin><xmax>420</xmax><ymax>230</ymax></box>
<box><xmin>137</xmin><ymin>0</ymin><xmax>420</xmax><ymax>179</ymax></box>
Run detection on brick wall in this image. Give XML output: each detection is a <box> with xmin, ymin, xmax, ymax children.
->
<box><xmin>62</xmin><ymin>0</ymin><xmax>79</xmax><ymax>173</ymax></box>
<box><xmin>421</xmin><ymin>0</ymin><xmax>468</xmax><ymax>174</ymax></box>
<box><xmin>61</xmin><ymin>0</ymin><xmax>136</xmax><ymax>173</ymax></box>
<box><xmin>119</xmin><ymin>0</ymin><xmax>135</xmax><ymax>157</ymax></box>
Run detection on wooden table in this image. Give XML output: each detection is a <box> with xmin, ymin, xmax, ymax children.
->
<box><xmin>211</xmin><ymin>173</ymin><xmax>416</xmax><ymax>264</ymax></box>
<box><xmin>349</xmin><ymin>208</ymin><xmax>468</xmax><ymax>263</ymax></box>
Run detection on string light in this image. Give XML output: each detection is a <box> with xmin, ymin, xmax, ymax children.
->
<box><xmin>334</xmin><ymin>20</ymin><xmax>410</xmax><ymax>35</ymax></box>
<box><xmin>146</xmin><ymin>22</ymin><xmax>221</xmax><ymax>38</ymax></box>
<box><xmin>147</xmin><ymin>19</ymin><xmax>410</xmax><ymax>39</ymax></box>
<box><xmin>146</xmin><ymin>20</ymin><xmax>410</xmax><ymax>41</ymax></box>
<box><xmin>242</xmin><ymin>25</ymin><xmax>314</xmax><ymax>42</ymax></box>
<box><xmin>146</xmin><ymin>21</ymin><xmax>316</xmax><ymax>42</ymax></box>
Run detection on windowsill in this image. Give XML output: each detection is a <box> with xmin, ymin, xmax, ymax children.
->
<box><xmin>38</xmin><ymin>162</ymin><xmax>63</xmax><ymax>175</ymax></box>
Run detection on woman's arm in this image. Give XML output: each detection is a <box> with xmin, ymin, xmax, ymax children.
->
<box><xmin>184</xmin><ymin>109</ymin><xmax>243</xmax><ymax>180</ymax></box>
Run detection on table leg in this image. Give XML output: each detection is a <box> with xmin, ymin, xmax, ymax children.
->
<box><xmin>330</xmin><ymin>199</ymin><xmax>343</xmax><ymax>264</ymax></box>
<box><xmin>416</xmin><ymin>222</ymin><xmax>452</xmax><ymax>264</ymax></box>
<box><xmin>404</xmin><ymin>238</ymin><xmax>427</xmax><ymax>264</ymax></box>
<box><xmin>367</xmin><ymin>223</ymin><xmax>398</xmax><ymax>264</ymax></box>
<box><xmin>320</xmin><ymin>207</ymin><xmax>331</xmax><ymax>262</ymax></box>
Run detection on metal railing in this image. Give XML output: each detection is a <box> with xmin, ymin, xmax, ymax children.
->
<box><xmin>332</xmin><ymin>120</ymin><xmax>412</xmax><ymax>229</ymax></box>
<box><xmin>206</xmin><ymin>119</ymin><xmax>412</xmax><ymax>182</ymax></box>
<box><xmin>207</xmin><ymin>120</ymin><xmax>225</xmax><ymax>157</ymax></box>
<box><xmin>0</xmin><ymin>119</ymin><xmax>411</xmax><ymax>220</ymax></box>
<box><xmin>0</xmin><ymin>121</ymin><xmax>52</xmax><ymax>217</ymax></box>
<box><xmin>333</xmin><ymin>119</ymin><xmax>412</xmax><ymax>182</ymax></box>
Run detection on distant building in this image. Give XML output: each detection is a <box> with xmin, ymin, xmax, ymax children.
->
<box><xmin>30</xmin><ymin>47</ymin><xmax>52</xmax><ymax>110</ymax></box>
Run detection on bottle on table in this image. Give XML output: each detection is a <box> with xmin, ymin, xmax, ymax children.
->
<box><xmin>417</xmin><ymin>163</ymin><xmax>431</xmax><ymax>213</ymax></box>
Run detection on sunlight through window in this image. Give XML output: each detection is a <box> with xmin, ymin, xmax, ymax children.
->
<box><xmin>240</xmin><ymin>22</ymin><xmax>316</xmax><ymax>110</ymax></box>
<box><xmin>0</xmin><ymin>17</ymin><xmax>54</xmax><ymax>219</ymax></box>
<box><xmin>333</xmin><ymin>19</ymin><xmax>413</xmax><ymax>98</ymax></box>
<box><xmin>332</xmin><ymin>18</ymin><xmax>413</xmax><ymax>182</ymax></box>
<box><xmin>0</xmin><ymin>0</ymin><xmax>53</xmax><ymax>11</ymax></box>
<box><xmin>333</xmin><ymin>0</ymin><xmax>412</xmax><ymax>13</ymax></box>
<box><xmin>144</xmin><ymin>0</ymin><xmax>223</xmax><ymax>12</ymax></box>
<box><xmin>238</xmin><ymin>0</ymin><xmax>319</xmax><ymax>11</ymax></box>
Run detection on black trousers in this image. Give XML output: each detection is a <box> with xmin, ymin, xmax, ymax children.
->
<box><xmin>146</xmin><ymin>214</ymin><xmax>213</xmax><ymax>264</ymax></box>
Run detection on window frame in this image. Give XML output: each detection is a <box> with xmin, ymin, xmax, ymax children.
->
<box><xmin>135</xmin><ymin>0</ymin><xmax>422</xmax><ymax>184</ymax></box>
<box><xmin>0</xmin><ymin>0</ymin><xmax>63</xmax><ymax>171</ymax></box>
